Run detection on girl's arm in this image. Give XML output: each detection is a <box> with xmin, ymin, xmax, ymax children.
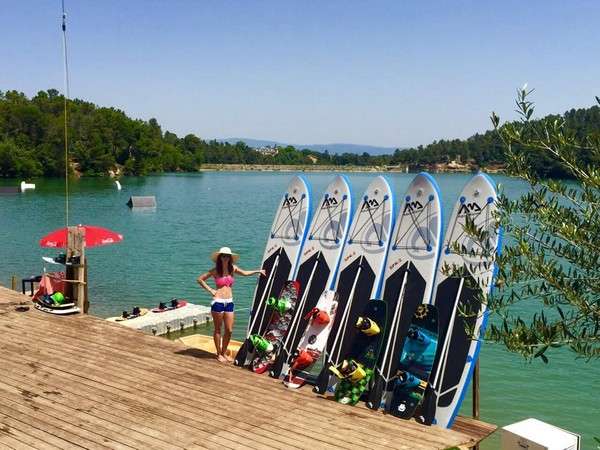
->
<box><xmin>234</xmin><ymin>265</ymin><xmax>266</xmax><ymax>277</ymax></box>
<box><xmin>197</xmin><ymin>270</ymin><xmax>217</xmax><ymax>297</ymax></box>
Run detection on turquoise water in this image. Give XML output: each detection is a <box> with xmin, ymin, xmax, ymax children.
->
<box><xmin>0</xmin><ymin>172</ymin><xmax>597</xmax><ymax>447</ymax></box>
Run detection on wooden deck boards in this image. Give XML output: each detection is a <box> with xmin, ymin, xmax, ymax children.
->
<box><xmin>0</xmin><ymin>286</ymin><xmax>496</xmax><ymax>449</ymax></box>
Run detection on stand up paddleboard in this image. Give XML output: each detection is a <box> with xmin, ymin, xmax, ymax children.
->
<box><xmin>330</xmin><ymin>299</ymin><xmax>387</xmax><ymax>405</ymax></box>
<box><xmin>250</xmin><ymin>281</ymin><xmax>300</xmax><ymax>373</ymax></box>
<box><xmin>417</xmin><ymin>173</ymin><xmax>502</xmax><ymax>428</ymax></box>
<box><xmin>366</xmin><ymin>173</ymin><xmax>442</xmax><ymax>410</ymax></box>
<box><xmin>235</xmin><ymin>176</ymin><xmax>311</xmax><ymax>367</ymax></box>
<box><xmin>282</xmin><ymin>289</ymin><xmax>338</xmax><ymax>388</ymax></box>
<box><xmin>268</xmin><ymin>175</ymin><xmax>352</xmax><ymax>379</ymax></box>
<box><xmin>313</xmin><ymin>175</ymin><xmax>394</xmax><ymax>395</ymax></box>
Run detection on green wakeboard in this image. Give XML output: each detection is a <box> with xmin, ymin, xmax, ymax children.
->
<box><xmin>330</xmin><ymin>299</ymin><xmax>387</xmax><ymax>405</ymax></box>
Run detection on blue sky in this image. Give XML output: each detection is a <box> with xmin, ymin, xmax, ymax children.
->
<box><xmin>1</xmin><ymin>1</ymin><xmax>598</xmax><ymax>147</ymax></box>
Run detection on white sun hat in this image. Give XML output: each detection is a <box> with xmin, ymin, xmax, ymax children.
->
<box><xmin>211</xmin><ymin>246</ymin><xmax>240</xmax><ymax>263</ymax></box>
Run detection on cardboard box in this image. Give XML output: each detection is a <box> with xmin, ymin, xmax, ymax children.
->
<box><xmin>501</xmin><ymin>418</ymin><xmax>580</xmax><ymax>450</ymax></box>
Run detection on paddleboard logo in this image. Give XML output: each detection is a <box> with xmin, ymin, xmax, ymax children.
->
<box><xmin>458</xmin><ymin>202</ymin><xmax>481</xmax><ymax>215</ymax></box>
<box><xmin>284</xmin><ymin>196</ymin><xmax>298</xmax><ymax>206</ymax></box>
<box><xmin>322</xmin><ymin>197</ymin><xmax>338</xmax><ymax>208</ymax></box>
<box><xmin>361</xmin><ymin>198</ymin><xmax>380</xmax><ymax>210</ymax></box>
<box><xmin>403</xmin><ymin>201</ymin><xmax>423</xmax><ymax>213</ymax></box>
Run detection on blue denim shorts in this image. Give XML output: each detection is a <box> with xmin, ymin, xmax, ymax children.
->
<box><xmin>211</xmin><ymin>299</ymin><xmax>234</xmax><ymax>313</ymax></box>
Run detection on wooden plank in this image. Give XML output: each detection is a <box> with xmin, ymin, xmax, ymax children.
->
<box><xmin>0</xmin><ymin>340</ymin><xmax>352</xmax><ymax>450</ymax></box>
<box><xmin>0</xmin><ymin>324</ymin><xmax>415</xmax><ymax>449</ymax></box>
<box><xmin>0</xmin><ymin>336</ymin><xmax>452</xmax><ymax>446</ymax></box>
<box><xmin>3</xmin><ymin>312</ymin><xmax>477</xmax><ymax>449</ymax></box>
<box><xmin>0</xmin><ymin>400</ymin><xmax>116</xmax><ymax>450</ymax></box>
<box><xmin>0</xmin><ymin>348</ymin><xmax>279</xmax><ymax>450</ymax></box>
<box><xmin>0</xmin><ymin>378</ymin><xmax>183</xmax><ymax>450</ymax></box>
<box><xmin>0</xmin><ymin>286</ymin><xmax>496</xmax><ymax>450</ymax></box>
<box><xmin>0</xmin><ymin>411</ymin><xmax>82</xmax><ymax>449</ymax></box>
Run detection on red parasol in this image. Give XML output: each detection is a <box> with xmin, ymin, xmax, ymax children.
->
<box><xmin>39</xmin><ymin>225</ymin><xmax>124</xmax><ymax>248</ymax></box>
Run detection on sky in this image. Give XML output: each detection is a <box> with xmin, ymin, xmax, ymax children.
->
<box><xmin>1</xmin><ymin>1</ymin><xmax>598</xmax><ymax>148</ymax></box>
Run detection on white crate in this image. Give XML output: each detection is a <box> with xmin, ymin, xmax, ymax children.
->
<box><xmin>501</xmin><ymin>418</ymin><xmax>580</xmax><ymax>450</ymax></box>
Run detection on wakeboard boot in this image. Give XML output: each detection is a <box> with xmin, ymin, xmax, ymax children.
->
<box><xmin>249</xmin><ymin>334</ymin><xmax>274</xmax><ymax>354</ymax></box>
<box><xmin>355</xmin><ymin>316</ymin><xmax>380</xmax><ymax>336</ymax></box>
<box><xmin>304</xmin><ymin>307</ymin><xmax>331</xmax><ymax>325</ymax></box>
<box><xmin>329</xmin><ymin>359</ymin><xmax>367</xmax><ymax>383</ymax></box>
<box><xmin>266</xmin><ymin>296</ymin><xmax>293</xmax><ymax>315</ymax></box>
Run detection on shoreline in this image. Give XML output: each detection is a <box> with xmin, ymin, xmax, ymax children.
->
<box><xmin>198</xmin><ymin>163</ymin><xmax>506</xmax><ymax>173</ymax></box>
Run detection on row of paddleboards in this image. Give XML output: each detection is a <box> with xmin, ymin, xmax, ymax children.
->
<box><xmin>234</xmin><ymin>173</ymin><xmax>502</xmax><ymax>428</ymax></box>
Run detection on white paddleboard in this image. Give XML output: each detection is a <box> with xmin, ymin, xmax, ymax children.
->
<box><xmin>421</xmin><ymin>172</ymin><xmax>502</xmax><ymax>428</ymax></box>
<box><xmin>235</xmin><ymin>175</ymin><xmax>311</xmax><ymax>367</ymax></box>
<box><xmin>313</xmin><ymin>175</ymin><xmax>395</xmax><ymax>394</ymax></box>
<box><xmin>269</xmin><ymin>175</ymin><xmax>352</xmax><ymax>378</ymax></box>
<box><xmin>366</xmin><ymin>172</ymin><xmax>443</xmax><ymax>410</ymax></box>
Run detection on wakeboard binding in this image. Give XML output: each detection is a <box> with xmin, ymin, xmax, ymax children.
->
<box><xmin>250</xmin><ymin>334</ymin><xmax>275</xmax><ymax>354</ymax></box>
<box><xmin>329</xmin><ymin>359</ymin><xmax>367</xmax><ymax>383</ymax></box>
<box><xmin>266</xmin><ymin>296</ymin><xmax>293</xmax><ymax>315</ymax></box>
<box><xmin>304</xmin><ymin>307</ymin><xmax>331</xmax><ymax>325</ymax></box>
<box><xmin>356</xmin><ymin>316</ymin><xmax>380</xmax><ymax>336</ymax></box>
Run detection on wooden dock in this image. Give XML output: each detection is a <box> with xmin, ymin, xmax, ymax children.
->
<box><xmin>0</xmin><ymin>286</ymin><xmax>495</xmax><ymax>449</ymax></box>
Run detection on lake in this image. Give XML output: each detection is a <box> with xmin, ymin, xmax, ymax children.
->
<box><xmin>0</xmin><ymin>172</ymin><xmax>596</xmax><ymax>448</ymax></box>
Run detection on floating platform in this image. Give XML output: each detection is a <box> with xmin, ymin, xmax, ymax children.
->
<box><xmin>0</xmin><ymin>286</ymin><xmax>496</xmax><ymax>449</ymax></box>
<box><xmin>127</xmin><ymin>195</ymin><xmax>157</xmax><ymax>208</ymax></box>
<box><xmin>108</xmin><ymin>302</ymin><xmax>212</xmax><ymax>336</ymax></box>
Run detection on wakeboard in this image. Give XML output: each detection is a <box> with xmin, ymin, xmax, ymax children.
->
<box><xmin>250</xmin><ymin>281</ymin><xmax>300</xmax><ymax>374</ymax></box>
<box><xmin>282</xmin><ymin>290</ymin><xmax>338</xmax><ymax>388</ymax></box>
<box><xmin>330</xmin><ymin>299</ymin><xmax>387</xmax><ymax>405</ymax></box>
<box><xmin>106</xmin><ymin>307</ymin><xmax>149</xmax><ymax>322</ymax></box>
<box><xmin>34</xmin><ymin>303</ymin><xmax>80</xmax><ymax>315</ymax></box>
<box><xmin>151</xmin><ymin>299</ymin><xmax>187</xmax><ymax>313</ymax></box>
<box><xmin>387</xmin><ymin>304</ymin><xmax>439</xmax><ymax>418</ymax></box>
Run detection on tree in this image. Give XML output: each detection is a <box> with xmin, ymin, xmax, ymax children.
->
<box><xmin>487</xmin><ymin>88</ymin><xmax>600</xmax><ymax>361</ymax></box>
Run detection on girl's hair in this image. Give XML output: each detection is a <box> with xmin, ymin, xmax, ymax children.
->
<box><xmin>215</xmin><ymin>254</ymin><xmax>234</xmax><ymax>277</ymax></box>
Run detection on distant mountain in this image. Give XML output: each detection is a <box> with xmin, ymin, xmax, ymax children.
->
<box><xmin>219</xmin><ymin>138</ymin><xmax>400</xmax><ymax>156</ymax></box>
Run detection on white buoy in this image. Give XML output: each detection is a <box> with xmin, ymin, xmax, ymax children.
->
<box><xmin>20</xmin><ymin>181</ymin><xmax>36</xmax><ymax>192</ymax></box>
<box><xmin>115</xmin><ymin>180</ymin><xmax>122</xmax><ymax>190</ymax></box>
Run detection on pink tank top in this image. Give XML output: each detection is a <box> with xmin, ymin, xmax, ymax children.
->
<box><xmin>214</xmin><ymin>274</ymin><xmax>234</xmax><ymax>288</ymax></box>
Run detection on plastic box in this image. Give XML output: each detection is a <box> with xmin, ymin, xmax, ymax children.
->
<box><xmin>501</xmin><ymin>418</ymin><xmax>580</xmax><ymax>450</ymax></box>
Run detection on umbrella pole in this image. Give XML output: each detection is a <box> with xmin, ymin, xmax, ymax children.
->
<box><xmin>67</xmin><ymin>227</ymin><xmax>87</xmax><ymax>314</ymax></box>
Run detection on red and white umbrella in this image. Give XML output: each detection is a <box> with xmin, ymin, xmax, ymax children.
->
<box><xmin>39</xmin><ymin>225</ymin><xmax>123</xmax><ymax>248</ymax></box>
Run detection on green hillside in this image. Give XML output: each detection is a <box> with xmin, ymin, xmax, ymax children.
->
<box><xmin>1</xmin><ymin>89</ymin><xmax>598</xmax><ymax>178</ymax></box>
